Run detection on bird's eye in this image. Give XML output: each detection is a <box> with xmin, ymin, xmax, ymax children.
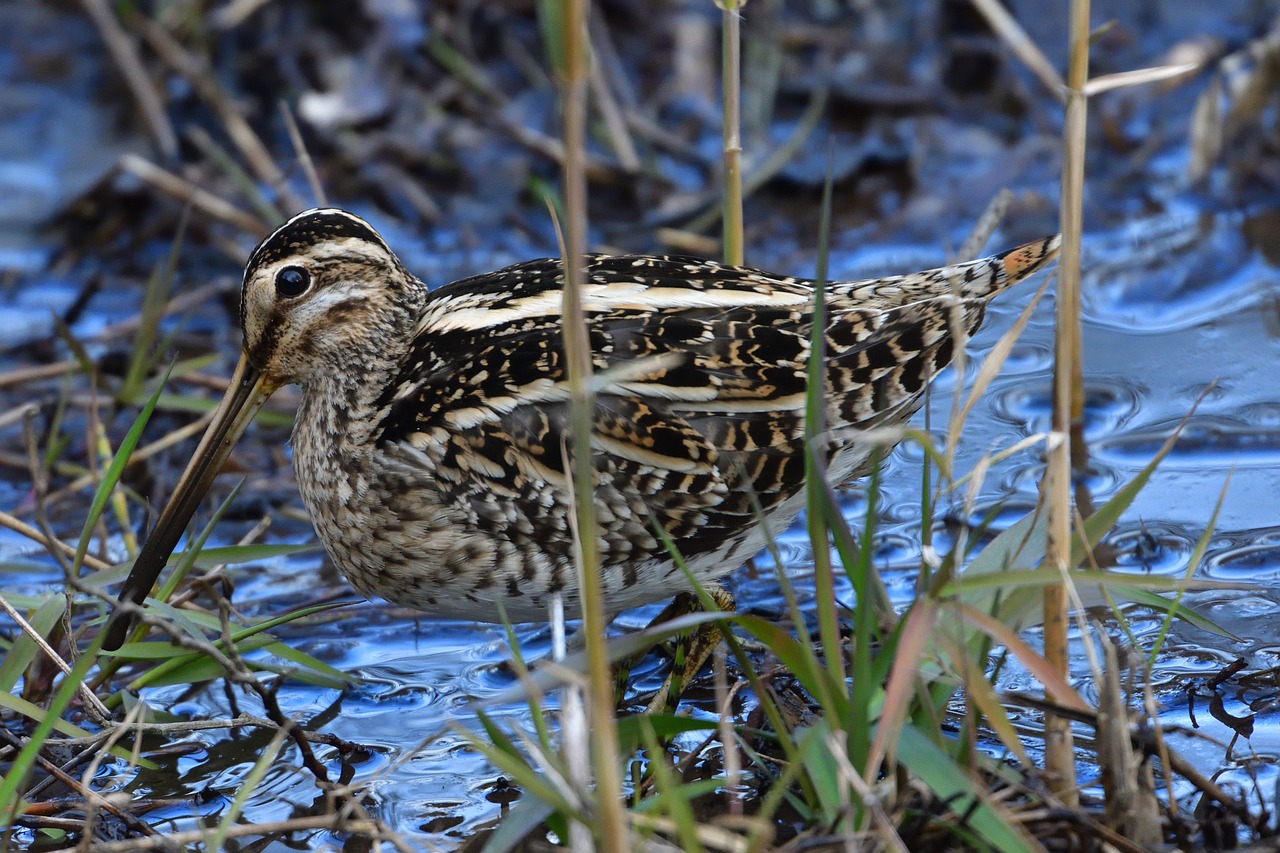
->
<box><xmin>275</xmin><ymin>266</ymin><xmax>311</xmax><ymax>298</ymax></box>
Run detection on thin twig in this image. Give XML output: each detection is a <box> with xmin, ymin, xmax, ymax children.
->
<box><xmin>956</xmin><ymin>188</ymin><xmax>1013</xmax><ymax>262</ymax></box>
<box><xmin>0</xmin><ymin>728</ymin><xmax>154</xmax><ymax>838</ymax></box>
<box><xmin>212</xmin><ymin>0</ymin><xmax>275</xmax><ymax>30</ymax></box>
<box><xmin>969</xmin><ymin>0</ymin><xmax>1067</xmax><ymax>100</ymax></box>
<box><xmin>0</xmin><ymin>593</ymin><xmax>111</xmax><ymax>722</ymax></box>
<box><xmin>588</xmin><ymin>51</ymin><xmax>641</xmax><ymax>173</ymax></box>
<box><xmin>280</xmin><ymin>100</ymin><xmax>327</xmax><ymax>207</ymax></box>
<box><xmin>82</xmin><ymin>816</ymin><xmax>406</xmax><ymax>853</ymax></box>
<box><xmin>492</xmin><ymin>111</ymin><xmax>622</xmax><ymax>183</ymax></box>
<box><xmin>92</xmin><ymin>713</ymin><xmax>358</xmax><ymax>751</ymax></box>
<box><xmin>120</xmin><ymin>155</ymin><xmax>267</xmax><ymax>234</ymax></box>
<box><xmin>77</xmin><ymin>0</ymin><xmax>178</xmax><ymax>158</ymax></box>
<box><xmin>0</xmin><ymin>513</ymin><xmax>112</xmax><ymax>573</ymax></box>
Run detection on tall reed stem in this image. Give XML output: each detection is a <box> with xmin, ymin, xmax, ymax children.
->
<box><xmin>1044</xmin><ymin>0</ymin><xmax>1089</xmax><ymax>804</ymax></box>
<box><xmin>557</xmin><ymin>1</ymin><xmax>626</xmax><ymax>848</ymax></box>
<box><xmin>720</xmin><ymin>0</ymin><xmax>744</xmax><ymax>265</ymax></box>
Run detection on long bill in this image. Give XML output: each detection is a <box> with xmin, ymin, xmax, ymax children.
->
<box><xmin>101</xmin><ymin>353</ymin><xmax>278</xmax><ymax>651</ymax></box>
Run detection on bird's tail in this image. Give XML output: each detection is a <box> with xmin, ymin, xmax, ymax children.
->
<box><xmin>992</xmin><ymin>234</ymin><xmax>1062</xmax><ymax>292</ymax></box>
<box><xmin>930</xmin><ymin>233</ymin><xmax>1062</xmax><ymax>301</ymax></box>
<box><xmin>833</xmin><ymin>234</ymin><xmax>1061</xmax><ymax>306</ymax></box>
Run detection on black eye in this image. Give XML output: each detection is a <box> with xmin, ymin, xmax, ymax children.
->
<box><xmin>275</xmin><ymin>266</ymin><xmax>310</xmax><ymax>298</ymax></box>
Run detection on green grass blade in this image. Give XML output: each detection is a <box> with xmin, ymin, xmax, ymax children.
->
<box><xmin>0</xmin><ymin>596</ymin><xmax>66</xmax><ymax>693</ymax></box>
<box><xmin>153</xmin><ymin>480</ymin><xmax>245</xmax><ymax>604</ymax></box>
<box><xmin>72</xmin><ymin>364</ymin><xmax>172</xmax><ymax>574</ymax></box>
<box><xmin>481</xmin><ymin>796</ymin><xmax>557</xmax><ymax>853</ymax></box>
<box><xmin>108</xmin><ymin>601</ymin><xmax>352</xmax><ymax>699</ymax></box>
<box><xmin>206</xmin><ymin>725</ymin><xmax>287</xmax><ymax>852</ymax></box>
<box><xmin>118</xmin><ymin>214</ymin><xmax>186</xmax><ymax>405</ymax></box>
<box><xmin>0</xmin><ymin>631</ymin><xmax>105</xmax><ymax>818</ymax></box>
<box><xmin>638</xmin><ymin>719</ymin><xmax>705</xmax><ymax>853</ymax></box>
<box><xmin>0</xmin><ymin>691</ymin><xmax>156</xmax><ymax>768</ymax></box>
<box><xmin>185</xmin><ymin>543</ymin><xmax>320</xmax><ymax>567</ymax></box>
<box><xmin>896</xmin><ymin>724</ymin><xmax>1041</xmax><ymax>853</ymax></box>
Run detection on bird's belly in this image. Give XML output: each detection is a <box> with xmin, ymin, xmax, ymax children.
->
<box><xmin>291</xmin><ymin>436</ymin><xmax>868</xmax><ymax>625</ymax></box>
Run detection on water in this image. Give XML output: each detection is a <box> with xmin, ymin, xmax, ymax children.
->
<box><xmin>2</xmin><ymin>1</ymin><xmax>1279</xmax><ymax>847</ymax></box>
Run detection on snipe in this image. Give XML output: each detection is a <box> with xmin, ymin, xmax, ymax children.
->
<box><xmin>103</xmin><ymin>208</ymin><xmax>1058</xmax><ymax>702</ymax></box>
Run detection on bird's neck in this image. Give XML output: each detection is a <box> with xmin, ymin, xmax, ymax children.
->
<box><xmin>294</xmin><ymin>286</ymin><xmax>427</xmax><ymax>451</ymax></box>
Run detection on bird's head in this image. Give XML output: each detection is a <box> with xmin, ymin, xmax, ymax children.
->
<box><xmin>101</xmin><ymin>207</ymin><xmax>421</xmax><ymax>651</ymax></box>
<box><xmin>239</xmin><ymin>208</ymin><xmax>421</xmax><ymax>387</ymax></box>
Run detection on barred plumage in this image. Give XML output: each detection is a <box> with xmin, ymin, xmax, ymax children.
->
<box><xmin>104</xmin><ymin>208</ymin><xmax>1058</xmax><ymax>649</ymax></box>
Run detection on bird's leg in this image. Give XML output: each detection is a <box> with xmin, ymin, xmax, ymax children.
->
<box><xmin>613</xmin><ymin>584</ymin><xmax>734</xmax><ymax>714</ymax></box>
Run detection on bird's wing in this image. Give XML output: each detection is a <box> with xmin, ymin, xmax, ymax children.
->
<box><xmin>371</xmin><ymin>242</ymin><xmax>1056</xmax><ymax>565</ymax></box>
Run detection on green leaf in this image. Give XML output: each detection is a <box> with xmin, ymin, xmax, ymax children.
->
<box><xmin>259</xmin><ymin>641</ymin><xmax>350</xmax><ymax>685</ymax></box>
<box><xmin>207</xmin><ymin>726</ymin><xmax>287</xmax><ymax>853</ymax></box>
<box><xmin>72</xmin><ymin>365</ymin><xmax>172</xmax><ymax>574</ymax></box>
<box><xmin>0</xmin><ymin>596</ymin><xmax>66</xmax><ymax>693</ymax></box>
<box><xmin>796</xmin><ymin>720</ymin><xmax>843</xmax><ymax>825</ymax></box>
<box><xmin>1075</xmin><ymin>419</ymin><xmax>1187</xmax><ymax>560</ymax></box>
<box><xmin>896</xmin><ymin>724</ymin><xmax>1040</xmax><ymax>853</ymax></box>
<box><xmin>736</xmin><ymin>614</ymin><xmax>851</xmax><ymax>722</ymax></box>
<box><xmin>0</xmin><ymin>633</ymin><xmax>106</xmax><ymax>815</ymax></box>
<box><xmin>185</xmin><ymin>543</ymin><xmax>319</xmax><ymax>567</ymax></box>
<box><xmin>154</xmin><ymin>481</ymin><xmax>246</xmax><ymax>605</ymax></box>
<box><xmin>452</xmin><ymin>722</ymin><xmax>578</xmax><ymax>818</ymax></box>
<box><xmin>481</xmin><ymin>796</ymin><xmax>556</xmax><ymax>853</ymax></box>
<box><xmin>1148</xmin><ymin>473</ymin><xmax>1233</xmax><ymax>660</ymax></box>
<box><xmin>155</xmin><ymin>392</ymin><xmax>293</xmax><ymax>429</ymax></box>
<box><xmin>942</xmin><ymin>567</ymin><xmax>1241</xmax><ymax>597</ymax></box>
<box><xmin>615</xmin><ymin>715</ymin><xmax>716</xmax><ymax>743</ymax></box>
<box><xmin>107</xmin><ymin>601</ymin><xmax>352</xmax><ymax>696</ymax></box>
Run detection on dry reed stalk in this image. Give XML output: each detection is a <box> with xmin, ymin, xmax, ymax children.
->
<box><xmin>556</xmin><ymin>2</ymin><xmax>627</xmax><ymax>850</ymax></box>
<box><xmin>720</xmin><ymin>0</ymin><xmax>745</xmax><ymax>265</ymax></box>
<box><xmin>0</xmin><ymin>511</ymin><xmax>112</xmax><ymax>573</ymax></box>
<box><xmin>279</xmin><ymin>101</ymin><xmax>328</xmax><ymax>208</ymax></box>
<box><xmin>1043</xmin><ymin>0</ymin><xmax>1090</xmax><ymax>805</ymax></box>
<box><xmin>119</xmin><ymin>155</ymin><xmax>266</xmax><ymax>234</ymax></box>
<box><xmin>78</xmin><ymin>0</ymin><xmax>177</xmax><ymax>158</ymax></box>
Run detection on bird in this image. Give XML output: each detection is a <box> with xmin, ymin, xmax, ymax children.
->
<box><xmin>102</xmin><ymin>207</ymin><xmax>1059</xmax><ymax>704</ymax></box>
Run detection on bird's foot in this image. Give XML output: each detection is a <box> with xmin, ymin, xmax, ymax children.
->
<box><xmin>612</xmin><ymin>585</ymin><xmax>735</xmax><ymax>715</ymax></box>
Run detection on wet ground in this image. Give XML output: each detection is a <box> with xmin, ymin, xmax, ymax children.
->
<box><xmin>2</xmin><ymin>0</ymin><xmax>1279</xmax><ymax>848</ymax></box>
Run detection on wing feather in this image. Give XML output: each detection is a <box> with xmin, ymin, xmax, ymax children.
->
<box><xmin>371</xmin><ymin>240</ymin><xmax>1057</xmax><ymax>571</ymax></box>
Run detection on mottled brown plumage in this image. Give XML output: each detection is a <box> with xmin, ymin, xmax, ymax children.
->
<box><xmin>103</xmin><ymin>208</ymin><xmax>1058</xmax><ymax>651</ymax></box>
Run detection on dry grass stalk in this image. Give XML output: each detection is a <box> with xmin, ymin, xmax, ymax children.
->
<box><xmin>119</xmin><ymin>154</ymin><xmax>266</xmax><ymax>234</ymax></box>
<box><xmin>83</xmin><ymin>815</ymin><xmax>413</xmax><ymax>853</ymax></box>
<box><xmin>78</xmin><ymin>0</ymin><xmax>177</xmax><ymax>158</ymax></box>
<box><xmin>589</xmin><ymin>54</ymin><xmax>641</xmax><ymax>173</ymax></box>
<box><xmin>1188</xmin><ymin>21</ymin><xmax>1280</xmax><ymax>180</ymax></box>
<box><xmin>0</xmin><ymin>510</ymin><xmax>112</xmax><ymax>573</ymax></box>
<box><xmin>132</xmin><ymin>13</ymin><xmax>301</xmax><ymax>213</ymax></box>
<box><xmin>968</xmin><ymin>0</ymin><xmax>1066</xmax><ymax>99</ymax></box>
<box><xmin>1083</xmin><ymin>62</ymin><xmax>1200</xmax><ymax>96</ymax></box>
<box><xmin>1043</xmin><ymin>0</ymin><xmax>1091</xmax><ymax>806</ymax></box>
<box><xmin>1095</xmin><ymin>634</ymin><xmax>1161</xmax><ymax>846</ymax></box>
<box><xmin>278</xmin><ymin>101</ymin><xmax>329</xmax><ymax>208</ymax></box>
<box><xmin>956</xmin><ymin>188</ymin><xmax>1012</xmax><ymax>263</ymax></box>
<box><xmin>0</xmin><ymin>593</ymin><xmax>110</xmax><ymax>721</ymax></box>
<box><xmin>719</xmin><ymin>0</ymin><xmax>745</xmax><ymax>265</ymax></box>
<box><xmin>555</xmin><ymin>2</ymin><xmax>627</xmax><ymax>850</ymax></box>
